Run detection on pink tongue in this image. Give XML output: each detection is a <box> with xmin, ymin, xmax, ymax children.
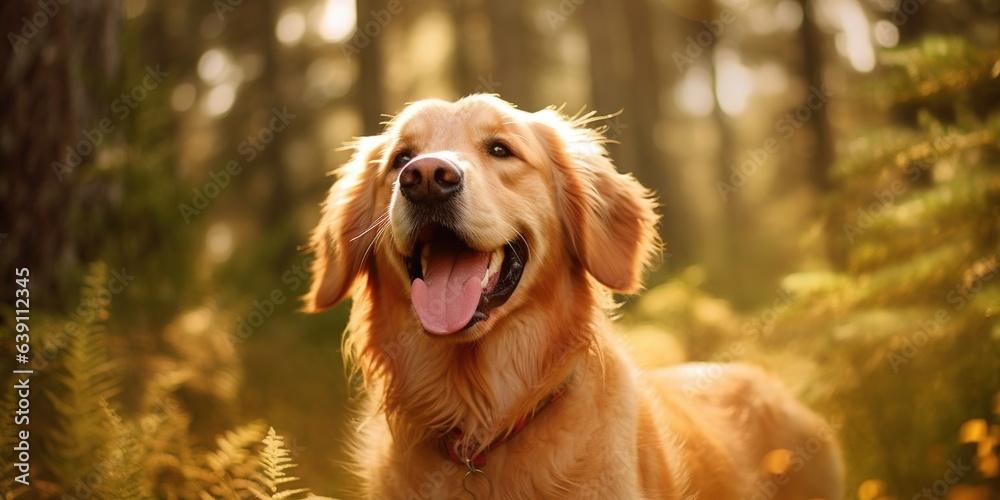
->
<box><xmin>411</xmin><ymin>246</ymin><xmax>488</xmax><ymax>335</ymax></box>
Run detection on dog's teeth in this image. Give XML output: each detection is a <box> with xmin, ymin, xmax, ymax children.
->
<box><xmin>420</xmin><ymin>244</ymin><xmax>430</xmax><ymax>276</ymax></box>
<box><xmin>481</xmin><ymin>248</ymin><xmax>504</xmax><ymax>287</ymax></box>
<box><xmin>489</xmin><ymin>248</ymin><xmax>504</xmax><ymax>273</ymax></box>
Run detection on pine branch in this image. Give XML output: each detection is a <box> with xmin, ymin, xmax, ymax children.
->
<box><xmin>875</xmin><ymin>36</ymin><xmax>1000</xmax><ymax>106</ymax></box>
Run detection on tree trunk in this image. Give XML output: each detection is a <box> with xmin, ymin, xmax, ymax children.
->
<box><xmin>0</xmin><ymin>0</ymin><xmax>121</xmax><ymax>308</ymax></box>
<box><xmin>621</xmin><ymin>0</ymin><xmax>691</xmax><ymax>269</ymax></box>
<box><xmin>798</xmin><ymin>0</ymin><xmax>840</xmax><ymax>268</ymax></box>
<box><xmin>485</xmin><ymin>0</ymin><xmax>536</xmax><ymax>108</ymax></box>
<box><xmin>356</xmin><ymin>0</ymin><xmax>385</xmax><ymax>135</ymax></box>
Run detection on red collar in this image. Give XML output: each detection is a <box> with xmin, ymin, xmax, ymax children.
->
<box><xmin>437</xmin><ymin>385</ymin><xmax>567</xmax><ymax>469</ymax></box>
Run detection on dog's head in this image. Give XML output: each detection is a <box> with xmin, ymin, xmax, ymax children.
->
<box><xmin>305</xmin><ymin>95</ymin><xmax>659</xmax><ymax>340</ymax></box>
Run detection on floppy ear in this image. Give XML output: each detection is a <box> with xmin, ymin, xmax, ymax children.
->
<box><xmin>530</xmin><ymin>111</ymin><xmax>660</xmax><ymax>293</ymax></box>
<box><xmin>304</xmin><ymin>135</ymin><xmax>387</xmax><ymax>312</ymax></box>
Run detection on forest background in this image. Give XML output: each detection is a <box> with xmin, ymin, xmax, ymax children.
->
<box><xmin>2</xmin><ymin>0</ymin><xmax>999</xmax><ymax>498</ymax></box>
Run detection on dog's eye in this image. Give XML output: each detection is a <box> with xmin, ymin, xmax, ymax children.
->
<box><xmin>487</xmin><ymin>142</ymin><xmax>512</xmax><ymax>158</ymax></box>
<box><xmin>392</xmin><ymin>151</ymin><xmax>412</xmax><ymax>169</ymax></box>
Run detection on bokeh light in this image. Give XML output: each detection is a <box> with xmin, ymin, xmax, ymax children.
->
<box><xmin>316</xmin><ymin>0</ymin><xmax>356</xmax><ymax>43</ymax></box>
<box><xmin>276</xmin><ymin>10</ymin><xmax>306</xmax><ymax>45</ymax></box>
<box><xmin>675</xmin><ymin>67</ymin><xmax>715</xmax><ymax>117</ymax></box>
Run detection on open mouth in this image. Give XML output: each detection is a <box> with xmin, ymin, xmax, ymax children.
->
<box><xmin>404</xmin><ymin>224</ymin><xmax>527</xmax><ymax>335</ymax></box>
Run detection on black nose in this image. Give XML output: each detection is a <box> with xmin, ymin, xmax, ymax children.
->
<box><xmin>398</xmin><ymin>156</ymin><xmax>464</xmax><ymax>204</ymax></box>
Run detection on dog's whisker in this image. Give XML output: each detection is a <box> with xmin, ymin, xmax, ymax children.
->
<box><xmin>499</xmin><ymin>219</ymin><xmax>531</xmax><ymax>259</ymax></box>
<box><xmin>357</xmin><ymin>211</ymin><xmax>390</xmax><ymax>270</ymax></box>
<box><xmin>351</xmin><ymin>212</ymin><xmax>390</xmax><ymax>243</ymax></box>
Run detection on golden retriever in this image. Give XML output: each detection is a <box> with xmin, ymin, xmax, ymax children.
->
<box><xmin>305</xmin><ymin>95</ymin><xmax>843</xmax><ymax>499</ymax></box>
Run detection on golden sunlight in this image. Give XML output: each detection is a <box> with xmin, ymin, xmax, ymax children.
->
<box><xmin>276</xmin><ymin>9</ymin><xmax>307</xmax><ymax>46</ymax></box>
<box><xmin>316</xmin><ymin>0</ymin><xmax>356</xmax><ymax>43</ymax></box>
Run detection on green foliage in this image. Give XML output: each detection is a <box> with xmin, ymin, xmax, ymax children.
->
<box><xmin>874</xmin><ymin>36</ymin><xmax>1000</xmax><ymax>108</ymax></box>
<box><xmin>42</xmin><ymin>262</ymin><xmax>125</xmax><ymax>491</ymax></box>
<box><xmin>193</xmin><ymin>422</ymin><xmax>271</xmax><ymax>498</ymax></box>
<box><xmin>786</xmin><ymin>37</ymin><xmax>1000</xmax><ymax>496</ymax></box>
<box><xmin>95</xmin><ymin>400</ymin><xmax>147</xmax><ymax>498</ymax></box>
<box><xmin>629</xmin><ymin>36</ymin><xmax>1000</xmax><ymax>498</ymax></box>
<box><xmin>16</xmin><ymin>263</ymin><xmax>324</xmax><ymax>499</ymax></box>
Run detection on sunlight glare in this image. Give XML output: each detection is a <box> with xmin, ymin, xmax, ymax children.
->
<box><xmin>857</xmin><ymin>479</ymin><xmax>886</xmax><ymax>500</ymax></box>
<box><xmin>179</xmin><ymin>307</ymin><xmax>213</xmax><ymax>333</ymax></box>
<box><xmin>836</xmin><ymin>0</ymin><xmax>876</xmax><ymax>72</ymax></box>
<box><xmin>715</xmin><ymin>48</ymin><xmax>754</xmax><ymax>116</ymax></box>
<box><xmin>774</xmin><ymin>1</ymin><xmax>803</xmax><ymax>31</ymax></box>
<box><xmin>197</xmin><ymin>48</ymin><xmax>229</xmax><ymax>84</ymax></box>
<box><xmin>961</xmin><ymin>418</ymin><xmax>988</xmax><ymax>443</ymax></box>
<box><xmin>203</xmin><ymin>83</ymin><xmax>236</xmax><ymax>117</ymax></box>
<box><xmin>316</xmin><ymin>0</ymin><xmax>356</xmax><ymax>43</ymax></box>
<box><xmin>761</xmin><ymin>449</ymin><xmax>792</xmax><ymax>474</ymax></box>
<box><xmin>206</xmin><ymin>223</ymin><xmax>234</xmax><ymax>263</ymax></box>
<box><xmin>674</xmin><ymin>67</ymin><xmax>714</xmax><ymax>117</ymax></box>
<box><xmin>873</xmin><ymin>19</ymin><xmax>900</xmax><ymax>48</ymax></box>
<box><xmin>276</xmin><ymin>10</ymin><xmax>306</xmax><ymax>45</ymax></box>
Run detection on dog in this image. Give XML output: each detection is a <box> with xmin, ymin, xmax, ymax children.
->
<box><xmin>304</xmin><ymin>95</ymin><xmax>844</xmax><ymax>499</ymax></box>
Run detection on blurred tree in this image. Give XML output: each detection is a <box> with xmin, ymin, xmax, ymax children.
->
<box><xmin>356</xmin><ymin>0</ymin><xmax>386</xmax><ymax>135</ymax></box>
<box><xmin>0</xmin><ymin>0</ymin><xmax>121</xmax><ymax>308</ymax></box>
<box><xmin>582</xmin><ymin>0</ymin><xmax>694</xmax><ymax>268</ymax></box>
<box><xmin>484</xmin><ymin>0</ymin><xmax>538</xmax><ymax>108</ymax></box>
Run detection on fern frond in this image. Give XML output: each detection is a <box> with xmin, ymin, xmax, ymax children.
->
<box><xmin>252</xmin><ymin>427</ymin><xmax>310</xmax><ymax>500</ymax></box>
<box><xmin>94</xmin><ymin>399</ymin><xmax>148</xmax><ymax>498</ymax></box>
<box><xmin>195</xmin><ymin>421</ymin><xmax>267</xmax><ymax>498</ymax></box>
<box><xmin>41</xmin><ymin>262</ymin><xmax>124</xmax><ymax>491</ymax></box>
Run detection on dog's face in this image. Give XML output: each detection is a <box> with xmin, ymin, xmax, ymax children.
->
<box><xmin>306</xmin><ymin>95</ymin><xmax>658</xmax><ymax>341</ymax></box>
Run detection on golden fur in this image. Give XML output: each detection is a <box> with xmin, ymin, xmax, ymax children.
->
<box><xmin>305</xmin><ymin>95</ymin><xmax>844</xmax><ymax>499</ymax></box>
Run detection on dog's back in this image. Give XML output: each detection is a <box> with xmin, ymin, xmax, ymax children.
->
<box><xmin>640</xmin><ymin>363</ymin><xmax>844</xmax><ymax>500</ymax></box>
